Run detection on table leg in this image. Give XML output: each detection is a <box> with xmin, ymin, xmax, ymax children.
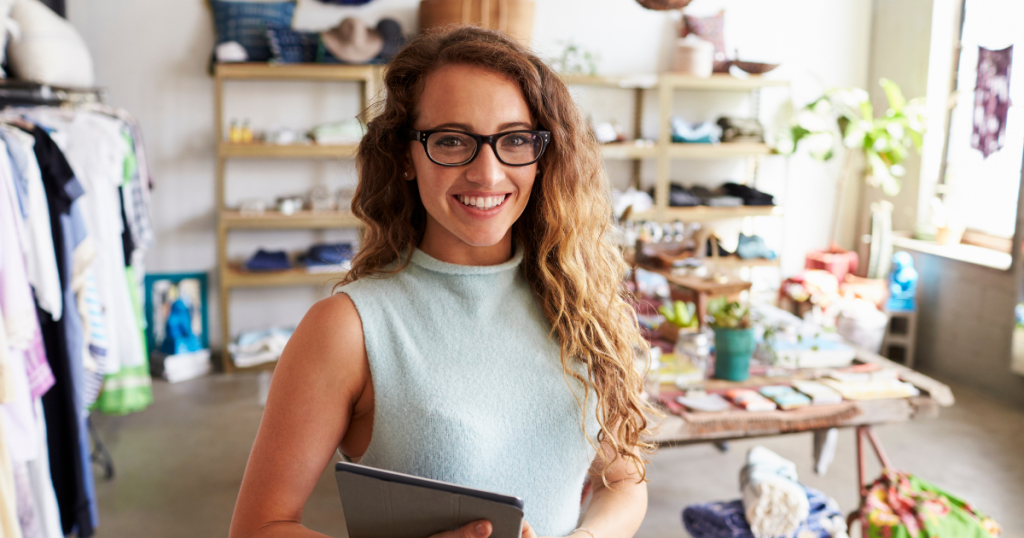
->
<box><xmin>697</xmin><ymin>292</ymin><xmax>709</xmax><ymax>329</ymax></box>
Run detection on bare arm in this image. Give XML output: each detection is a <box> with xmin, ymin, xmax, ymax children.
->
<box><xmin>523</xmin><ymin>440</ymin><xmax>647</xmax><ymax>538</ymax></box>
<box><xmin>229</xmin><ymin>293</ymin><xmax>367</xmax><ymax>538</ymax></box>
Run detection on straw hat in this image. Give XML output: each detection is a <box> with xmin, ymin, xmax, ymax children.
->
<box><xmin>321</xmin><ymin>17</ymin><xmax>383</xmax><ymax>64</ymax></box>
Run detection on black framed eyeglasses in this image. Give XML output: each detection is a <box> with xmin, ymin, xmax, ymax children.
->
<box><xmin>406</xmin><ymin>129</ymin><xmax>551</xmax><ymax>167</ymax></box>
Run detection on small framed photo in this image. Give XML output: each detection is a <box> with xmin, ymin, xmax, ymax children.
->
<box><xmin>144</xmin><ymin>272</ymin><xmax>209</xmax><ymax>355</ymax></box>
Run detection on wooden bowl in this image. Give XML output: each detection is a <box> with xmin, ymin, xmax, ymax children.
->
<box><xmin>733</xmin><ymin>61</ymin><xmax>780</xmax><ymax>75</ymax></box>
<box><xmin>636</xmin><ymin>0</ymin><xmax>693</xmax><ymax>10</ymax></box>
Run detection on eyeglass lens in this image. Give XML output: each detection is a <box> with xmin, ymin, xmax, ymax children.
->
<box><xmin>426</xmin><ymin>131</ymin><xmax>544</xmax><ymax>165</ymax></box>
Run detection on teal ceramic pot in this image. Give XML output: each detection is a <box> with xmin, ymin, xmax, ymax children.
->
<box><xmin>713</xmin><ymin>327</ymin><xmax>755</xmax><ymax>381</ymax></box>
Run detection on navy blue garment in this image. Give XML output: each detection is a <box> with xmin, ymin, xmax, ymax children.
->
<box><xmin>210</xmin><ymin>1</ymin><xmax>295</xmax><ymax>62</ymax></box>
<box><xmin>305</xmin><ymin>243</ymin><xmax>353</xmax><ymax>265</ymax></box>
<box><xmin>29</xmin><ymin>125</ymin><xmax>97</xmax><ymax>537</ymax></box>
<box><xmin>244</xmin><ymin>249</ymin><xmax>291</xmax><ymax>271</ymax></box>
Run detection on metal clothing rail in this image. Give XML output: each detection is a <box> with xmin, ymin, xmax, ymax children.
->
<box><xmin>0</xmin><ymin>80</ymin><xmax>104</xmax><ymax>108</ymax></box>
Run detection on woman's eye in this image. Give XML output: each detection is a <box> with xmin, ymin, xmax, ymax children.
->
<box><xmin>436</xmin><ymin>136</ymin><xmax>464</xmax><ymax>147</ymax></box>
<box><xmin>502</xmin><ymin>135</ymin><xmax>530</xmax><ymax>147</ymax></box>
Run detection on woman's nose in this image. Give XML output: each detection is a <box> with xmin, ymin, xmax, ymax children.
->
<box><xmin>465</xmin><ymin>143</ymin><xmax>504</xmax><ymax>186</ymax></box>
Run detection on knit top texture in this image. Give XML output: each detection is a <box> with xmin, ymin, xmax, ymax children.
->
<box><xmin>340</xmin><ymin>245</ymin><xmax>599</xmax><ymax>537</ymax></box>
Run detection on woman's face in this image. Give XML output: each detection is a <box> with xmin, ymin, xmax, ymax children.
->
<box><xmin>409</xmin><ymin>63</ymin><xmax>538</xmax><ymax>262</ymax></box>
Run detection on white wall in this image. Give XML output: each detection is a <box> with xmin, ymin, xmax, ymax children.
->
<box><xmin>68</xmin><ymin>0</ymin><xmax>871</xmax><ymax>347</ymax></box>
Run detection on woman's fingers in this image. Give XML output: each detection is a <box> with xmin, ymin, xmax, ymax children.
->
<box><xmin>431</xmin><ymin>519</ymin><xmax>492</xmax><ymax>538</ymax></box>
<box><xmin>521</xmin><ymin>520</ymin><xmax>538</xmax><ymax>538</ymax></box>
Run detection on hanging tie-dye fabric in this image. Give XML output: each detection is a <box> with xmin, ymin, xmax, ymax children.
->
<box><xmin>972</xmin><ymin>45</ymin><xmax>1013</xmax><ymax>158</ymax></box>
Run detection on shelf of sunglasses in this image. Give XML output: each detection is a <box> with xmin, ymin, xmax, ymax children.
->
<box><xmin>219</xmin><ymin>209</ymin><xmax>364</xmax><ymax>230</ymax></box>
<box><xmin>219</xmin><ymin>142</ymin><xmax>359</xmax><ymax>159</ymax></box>
<box><xmin>223</xmin><ymin>265</ymin><xmax>348</xmax><ymax>289</ymax></box>
<box><xmin>633</xmin><ymin>205</ymin><xmax>784</xmax><ymax>222</ymax></box>
<box><xmin>215</xmin><ymin>62</ymin><xmax>379</xmax><ymax>82</ymax></box>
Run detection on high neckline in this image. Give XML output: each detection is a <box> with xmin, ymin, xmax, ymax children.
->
<box><xmin>410</xmin><ymin>243</ymin><xmax>523</xmax><ymax>276</ymax></box>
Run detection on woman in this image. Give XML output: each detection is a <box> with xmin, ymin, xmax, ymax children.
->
<box><xmin>230</xmin><ymin>27</ymin><xmax>656</xmax><ymax>538</ymax></box>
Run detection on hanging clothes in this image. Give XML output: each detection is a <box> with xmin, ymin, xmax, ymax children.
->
<box><xmin>27</xmin><ymin>125</ymin><xmax>97</xmax><ymax>538</ymax></box>
<box><xmin>0</xmin><ymin>125</ymin><xmax>63</xmax><ymax>323</ymax></box>
<box><xmin>20</xmin><ymin>109</ymin><xmax>151</xmax><ymax>416</ymax></box>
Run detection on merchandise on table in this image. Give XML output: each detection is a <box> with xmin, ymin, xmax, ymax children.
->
<box><xmin>791</xmin><ymin>380</ymin><xmax>843</xmax><ymax>405</ymax></box>
<box><xmin>724</xmin><ymin>389</ymin><xmax>776</xmax><ymax>411</ymax></box>
<box><xmin>758</xmin><ymin>385</ymin><xmax>811</xmax><ymax>410</ymax></box>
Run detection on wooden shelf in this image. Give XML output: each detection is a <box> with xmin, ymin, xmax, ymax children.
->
<box><xmin>667</xmin><ymin>142</ymin><xmax>772</xmax><ymax>159</ymax></box>
<box><xmin>220</xmin><ymin>210</ymin><xmax>363</xmax><ymax>230</ymax></box>
<box><xmin>712</xmin><ymin>255</ymin><xmax>781</xmax><ymax>268</ymax></box>
<box><xmin>561</xmin><ymin>73</ymin><xmax>787</xmax><ymax>91</ymax></box>
<box><xmin>601</xmin><ymin>141</ymin><xmax>658</xmax><ymax>159</ymax></box>
<box><xmin>561</xmin><ymin>73</ymin><xmax>659</xmax><ymax>89</ymax></box>
<box><xmin>219</xmin><ymin>143</ymin><xmax>359</xmax><ymax>159</ymax></box>
<box><xmin>662</xmin><ymin>73</ymin><xmax>789</xmax><ymax>90</ymax></box>
<box><xmin>223</xmin><ymin>266</ymin><xmax>348</xmax><ymax>289</ymax></box>
<box><xmin>633</xmin><ymin>205</ymin><xmax>783</xmax><ymax>222</ymax></box>
<box><xmin>215</xmin><ymin>62</ymin><xmax>378</xmax><ymax>81</ymax></box>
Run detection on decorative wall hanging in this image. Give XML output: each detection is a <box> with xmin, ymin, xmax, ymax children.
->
<box><xmin>972</xmin><ymin>45</ymin><xmax>1013</xmax><ymax>159</ymax></box>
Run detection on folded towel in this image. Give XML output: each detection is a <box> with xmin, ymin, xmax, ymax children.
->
<box><xmin>740</xmin><ymin>446</ymin><xmax>810</xmax><ymax>538</ymax></box>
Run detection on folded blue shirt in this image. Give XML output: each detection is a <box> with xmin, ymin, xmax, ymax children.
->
<box><xmin>244</xmin><ymin>249</ymin><xmax>291</xmax><ymax>272</ymax></box>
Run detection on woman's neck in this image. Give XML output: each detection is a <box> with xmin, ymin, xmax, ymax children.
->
<box><xmin>418</xmin><ymin>218</ymin><xmax>515</xmax><ymax>266</ymax></box>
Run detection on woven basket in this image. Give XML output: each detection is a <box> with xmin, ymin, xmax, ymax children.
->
<box><xmin>636</xmin><ymin>0</ymin><xmax>692</xmax><ymax>10</ymax></box>
<box><xmin>419</xmin><ymin>0</ymin><xmax>535</xmax><ymax>45</ymax></box>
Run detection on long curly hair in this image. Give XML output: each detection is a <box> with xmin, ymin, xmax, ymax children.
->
<box><xmin>338</xmin><ymin>26</ymin><xmax>658</xmax><ymax>484</ymax></box>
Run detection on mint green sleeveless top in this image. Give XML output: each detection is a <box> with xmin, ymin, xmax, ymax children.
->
<box><xmin>339</xmin><ymin>246</ymin><xmax>599</xmax><ymax>537</ymax></box>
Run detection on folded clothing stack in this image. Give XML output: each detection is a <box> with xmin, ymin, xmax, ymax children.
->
<box><xmin>228</xmin><ymin>327</ymin><xmax>295</xmax><ymax>369</ymax></box>
<box><xmin>682</xmin><ymin>486</ymin><xmax>848</xmax><ymax>538</ymax></box>
<box><xmin>163</xmin><ymin>350</ymin><xmax>212</xmax><ymax>384</ymax></box>
<box><xmin>671</xmin><ymin>118</ymin><xmax>720</xmax><ymax>144</ymax></box>
<box><xmin>244</xmin><ymin>249</ymin><xmax>291</xmax><ymax>272</ymax></box>
<box><xmin>740</xmin><ymin>446</ymin><xmax>810</xmax><ymax>538</ymax></box>
<box><xmin>721</xmin><ymin>183</ymin><xmax>774</xmax><ymax>206</ymax></box>
<box><xmin>299</xmin><ymin>242</ymin><xmax>354</xmax><ymax>273</ymax></box>
<box><xmin>717</xmin><ymin>117</ymin><xmax>764</xmax><ymax>144</ymax></box>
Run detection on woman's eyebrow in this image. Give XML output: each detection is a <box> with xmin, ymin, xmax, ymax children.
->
<box><xmin>425</xmin><ymin>121</ymin><xmax>534</xmax><ymax>132</ymax></box>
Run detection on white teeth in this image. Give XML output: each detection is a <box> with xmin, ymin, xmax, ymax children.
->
<box><xmin>458</xmin><ymin>194</ymin><xmax>505</xmax><ymax>210</ymax></box>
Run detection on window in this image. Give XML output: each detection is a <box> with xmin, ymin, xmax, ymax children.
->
<box><xmin>939</xmin><ymin>0</ymin><xmax>1023</xmax><ymax>240</ymax></box>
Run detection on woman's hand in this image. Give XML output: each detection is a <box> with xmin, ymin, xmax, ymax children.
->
<box><xmin>432</xmin><ymin>520</ymin><xmax>493</xmax><ymax>538</ymax></box>
<box><xmin>520</xmin><ymin>520</ymin><xmax>556</xmax><ymax>538</ymax></box>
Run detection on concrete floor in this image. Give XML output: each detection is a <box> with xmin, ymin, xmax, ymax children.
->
<box><xmin>91</xmin><ymin>373</ymin><xmax>1024</xmax><ymax>538</ymax></box>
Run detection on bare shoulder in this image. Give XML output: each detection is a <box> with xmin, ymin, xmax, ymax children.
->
<box><xmin>273</xmin><ymin>291</ymin><xmax>367</xmax><ymax>404</ymax></box>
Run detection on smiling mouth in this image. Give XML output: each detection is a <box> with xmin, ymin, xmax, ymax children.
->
<box><xmin>454</xmin><ymin>194</ymin><xmax>510</xmax><ymax>211</ymax></box>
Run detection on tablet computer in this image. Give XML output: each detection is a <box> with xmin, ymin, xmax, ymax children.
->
<box><xmin>335</xmin><ymin>462</ymin><xmax>525</xmax><ymax>538</ymax></box>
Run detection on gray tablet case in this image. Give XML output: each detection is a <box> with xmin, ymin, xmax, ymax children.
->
<box><xmin>336</xmin><ymin>462</ymin><xmax>525</xmax><ymax>538</ymax></box>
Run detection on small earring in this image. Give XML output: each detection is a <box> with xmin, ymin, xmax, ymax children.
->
<box><xmin>403</xmin><ymin>172</ymin><xmax>408</xmax><ymax>178</ymax></box>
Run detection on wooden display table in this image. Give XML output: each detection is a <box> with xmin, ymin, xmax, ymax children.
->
<box><xmin>647</xmin><ymin>348</ymin><xmax>953</xmax><ymax>447</ymax></box>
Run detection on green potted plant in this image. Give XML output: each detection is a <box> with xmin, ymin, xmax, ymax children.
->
<box><xmin>708</xmin><ymin>297</ymin><xmax>754</xmax><ymax>381</ymax></box>
<box><xmin>657</xmin><ymin>300</ymin><xmax>698</xmax><ymax>343</ymax></box>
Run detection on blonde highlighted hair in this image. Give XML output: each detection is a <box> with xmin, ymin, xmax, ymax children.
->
<box><xmin>338</xmin><ymin>26</ymin><xmax>658</xmax><ymax>483</ymax></box>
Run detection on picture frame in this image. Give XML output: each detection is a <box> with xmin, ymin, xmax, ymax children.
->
<box><xmin>144</xmin><ymin>272</ymin><xmax>209</xmax><ymax>355</ymax></box>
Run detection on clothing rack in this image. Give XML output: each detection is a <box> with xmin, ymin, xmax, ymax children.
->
<box><xmin>0</xmin><ymin>80</ymin><xmax>104</xmax><ymax>108</ymax></box>
<box><xmin>0</xmin><ymin>86</ymin><xmax>118</xmax><ymax>483</ymax></box>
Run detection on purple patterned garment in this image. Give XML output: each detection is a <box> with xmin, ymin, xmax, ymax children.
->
<box><xmin>972</xmin><ymin>45</ymin><xmax>1013</xmax><ymax>158</ymax></box>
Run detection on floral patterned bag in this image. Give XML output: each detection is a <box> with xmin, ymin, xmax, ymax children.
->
<box><xmin>864</xmin><ymin>470</ymin><xmax>1001</xmax><ymax>538</ymax></box>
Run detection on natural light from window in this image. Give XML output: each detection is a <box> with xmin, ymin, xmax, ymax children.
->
<box><xmin>942</xmin><ymin>0</ymin><xmax>1023</xmax><ymax>239</ymax></box>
